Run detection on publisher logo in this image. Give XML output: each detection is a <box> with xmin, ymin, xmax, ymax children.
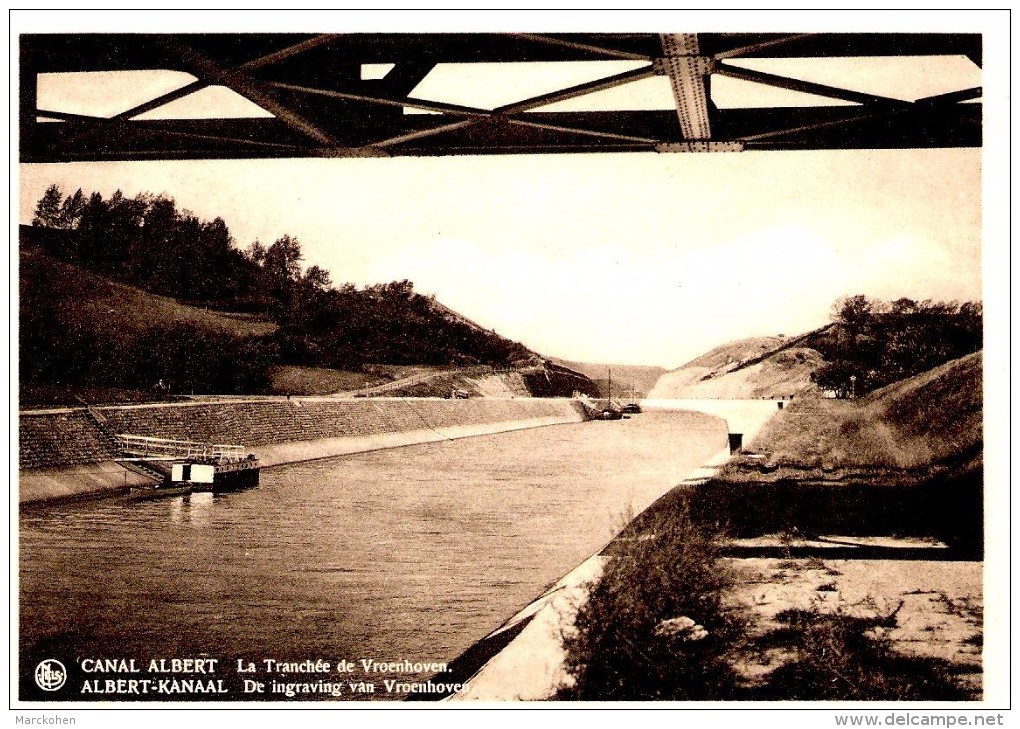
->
<box><xmin>34</xmin><ymin>660</ymin><xmax>67</xmax><ymax>691</ymax></box>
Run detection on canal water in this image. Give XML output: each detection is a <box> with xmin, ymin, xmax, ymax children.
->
<box><xmin>19</xmin><ymin>409</ymin><xmax>725</xmax><ymax>701</ymax></box>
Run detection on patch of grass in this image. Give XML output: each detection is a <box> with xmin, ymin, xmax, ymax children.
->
<box><xmin>963</xmin><ymin>633</ymin><xmax>983</xmax><ymax>648</ymax></box>
<box><xmin>21</xmin><ymin>245</ymin><xmax>277</xmax><ymax>339</ymax></box>
<box><xmin>19</xmin><ymin>382</ymin><xmax>182</xmax><ymax>409</ymax></box>
<box><xmin>268</xmin><ymin>365</ymin><xmax>375</xmax><ymax>396</ymax></box>
<box><xmin>748</xmin><ymin>604</ymin><xmax>973</xmax><ymax>700</ymax></box>
<box><xmin>806</xmin><ymin>556</ymin><xmax>842</xmax><ymax>576</ymax></box>
<box><xmin>685</xmin><ymin>472</ymin><xmax>982</xmax><ymax>553</ymax></box>
<box><xmin>726</xmin><ymin>352</ymin><xmax>981</xmax><ymax>476</ymax></box>
<box><xmin>935</xmin><ymin>592</ymin><xmax>983</xmax><ymax>620</ymax></box>
<box><xmin>558</xmin><ymin>502</ymin><xmax>746</xmax><ymax>700</ymax></box>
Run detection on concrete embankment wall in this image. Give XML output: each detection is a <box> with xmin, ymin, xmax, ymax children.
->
<box><xmin>19</xmin><ymin>398</ymin><xmax>588</xmax><ymax>504</ymax></box>
<box><xmin>641</xmin><ymin>398</ymin><xmax>784</xmax><ymax>448</ymax></box>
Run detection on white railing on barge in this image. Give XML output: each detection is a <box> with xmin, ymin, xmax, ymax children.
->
<box><xmin>115</xmin><ymin>434</ymin><xmax>246</xmax><ymax>462</ymax></box>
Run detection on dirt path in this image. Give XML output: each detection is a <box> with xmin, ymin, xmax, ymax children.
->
<box><xmin>727</xmin><ymin>554</ymin><xmax>982</xmax><ymax>698</ymax></box>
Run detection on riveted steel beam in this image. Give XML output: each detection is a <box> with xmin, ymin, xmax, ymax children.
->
<box><xmin>658</xmin><ymin>33</ymin><xmax>713</xmax><ymax>141</ymax></box>
<box><xmin>152</xmin><ymin>35</ymin><xmax>339</xmax><ymax>147</ymax></box>
<box><xmin>508</xmin><ymin>33</ymin><xmax>652</xmax><ymax>62</ymax></box>
<box><xmin>714</xmin><ymin>62</ymin><xmax>911</xmax><ymax>108</ymax></box>
<box><xmin>19</xmin><ymin>32</ymin><xmax>982</xmax><ymax>161</ymax></box>
<box><xmin>656</xmin><ymin>141</ymin><xmax>743</xmax><ymax>153</ymax></box>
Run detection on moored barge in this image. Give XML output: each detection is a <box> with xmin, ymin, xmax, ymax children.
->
<box><xmin>117</xmin><ymin>434</ymin><xmax>260</xmax><ymax>495</ymax></box>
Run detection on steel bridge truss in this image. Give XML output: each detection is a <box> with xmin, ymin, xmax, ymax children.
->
<box><xmin>20</xmin><ymin>32</ymin><xmax>982</xmax><ymax>161</ymax></box>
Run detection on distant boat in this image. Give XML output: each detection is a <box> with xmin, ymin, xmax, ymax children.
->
<box><xmin>596</xmin><ymin>368</ymin><xmax>624</xmax><ymax>420</ymax></box>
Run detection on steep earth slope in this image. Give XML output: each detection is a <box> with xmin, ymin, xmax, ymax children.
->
<box><xmin>647</xmin><ymin>332</ymin><xmax>828</xmax><ymax>399</ymax></box>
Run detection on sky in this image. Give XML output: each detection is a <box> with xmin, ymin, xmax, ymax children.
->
<box><xmin>14</xmin><ymin>10</ymin><xmax>995</xmax><ymax>370</ymax></box>
<box><xmin>18</xmin><ymin>147</ymin><xmax>982</xmax><ymax>369</ymax></box>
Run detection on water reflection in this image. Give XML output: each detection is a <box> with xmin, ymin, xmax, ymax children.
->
<box><xmin>167</xmin><ymin>491</ymin><xmax>215</xmax><ymax>525</ymax></box>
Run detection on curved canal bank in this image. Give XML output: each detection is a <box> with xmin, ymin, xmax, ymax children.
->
<box><xmin>19</xmin><ymin>408</ymin><xmax>728</xmax><ymax>702</ymax></box>
<box><xmin>19</xmin><ymin>398</ymin><xmax>588</xmax><ymax>504</ymax></box>
<box><xmin>443</xmin><ymin>398</ymin><xmax>782</xmax><ymax>701</ymax></box>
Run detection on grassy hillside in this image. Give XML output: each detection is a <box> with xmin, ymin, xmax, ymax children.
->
<box><xmin>648</xmin><ymin>333</ymin><xmax>826</xmax><ymax>399</ymax></box>
<box><xmin>683</xmin><ymin>335</ymin><xmax>791</xmax><ymax>370</ymax></box>
<box><xmin>686</xmin><ymin>351</ymin><xmax>983</xmax><ymax>551</ymax></box>
<box><xmin>20</xmin><ymin>244</ymin><xmax>277</xmax><ymax>339</ymax></box>
<box><xmin>861</xmin><ymin>351</ymin><xmax>982</xmax><ymax>467</ymax></box>
<box><xmin>19</xmin><ymin>244</ymin><xmax>597</xmax><ymax>404</ymax></box>
<box><xmin>20</xmin><ymin>244</ymin><xmax>281</xmax><ymax>405</ymax></box>
<box><xmin>327</xmin><ymin>361</ymin><xmax>596</xmax><ymax>399</ymax></box>
<box><xmin>734</xmin><ymin>351</ymin><xmax>982</xmax><ymax>475</ymax></box>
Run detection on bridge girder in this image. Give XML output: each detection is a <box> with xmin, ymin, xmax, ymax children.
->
<box><xmin>19</xmin><ymin>32</ymin><xmax>982</xmax><ymax>162</ymax></box>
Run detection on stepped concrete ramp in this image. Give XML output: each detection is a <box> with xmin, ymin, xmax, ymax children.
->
<box><xmin>19</xmin><ymin>410</ymin><xmax>120</xmax><ymax>470</ymax></box>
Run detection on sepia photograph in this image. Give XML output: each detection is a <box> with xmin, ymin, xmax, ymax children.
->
<box><xmin>11</xmin><ymin>9</ymin><xmax>1009</xmax><ymax>722</ymax></box>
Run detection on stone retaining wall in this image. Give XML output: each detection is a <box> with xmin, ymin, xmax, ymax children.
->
<box><xmin>19</xmin><ymin>398</ymin><xmax>588</xmax><ymax>503</ymax></box>
<box><xmin>19</xmin><ymin>410</ymin><xmax>119</xmax><ymax>470</ymax></box>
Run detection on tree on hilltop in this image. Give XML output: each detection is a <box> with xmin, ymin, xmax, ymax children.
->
<box><xmin>812</xmin><ymin>294</ymin><xmax>982</xmax><ymax>397</ymax></box>
<box><xmin>245</xmin><ymin>240</ymin><xmax>267</xmax><ymax>266</ymax></box>
<box><xmin>32</xmin><ymin>184</ymin><xmax>64</xmax><ymax>228</ymax></box>
<box><xmin>59</xmin><ymin>188</ymin><xmax>86</xmax><ymax>230</ymax></box>
<box><xmin>263</xmin><ymin>235</ymin><xmax>303</xmax><ymax>289</ymax></box>
<box><xmin>303</xmin><ymin>265</ymin><xmax>331</xmax><ymax>291</ymax></box>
